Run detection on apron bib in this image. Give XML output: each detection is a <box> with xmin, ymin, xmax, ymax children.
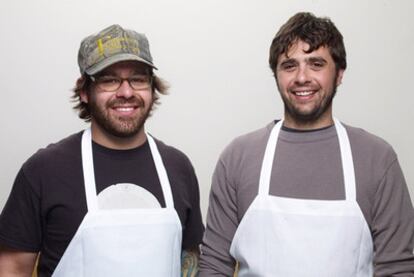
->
<box><xmin>52</xmin><ymin>129</ymin><xmax>182</xmax><ymax>277</ymax></box>
<box><xmin>230</xmin><ymin>119</ymin><xmax>373</xmax><ymax>277</ymax></box>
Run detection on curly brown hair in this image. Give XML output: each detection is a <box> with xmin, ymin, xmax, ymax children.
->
<box><xmin>269</xmin><ymin>12</ymin><xmax>346</xmax><ymax>75</ymax></box>
<box><xmin>71</xmin><ymin>74</ymin><xmax>169</xmax><ymax>122</ymax></box>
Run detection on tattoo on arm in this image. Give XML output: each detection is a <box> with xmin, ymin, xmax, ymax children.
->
<box><xmin>181</xmin><ymin>249</ymin><xmax>199</xmax><ymax>277</ymax></box>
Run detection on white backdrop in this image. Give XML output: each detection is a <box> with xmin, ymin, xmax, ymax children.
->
<box><xmin>0</xmin><ymin>0</ymin><xmax>413</xmax><ymax>218</ymax></box>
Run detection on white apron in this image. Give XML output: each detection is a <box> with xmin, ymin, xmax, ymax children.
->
<box><xmin>52</xmin><ymin>129</ymin><xmax>182</xmax><ymax>277</ymax></box>
<box><xmin>230</xmin><ymin>119</ymin><xmax>374</xmax><ymax>277</ymax></box>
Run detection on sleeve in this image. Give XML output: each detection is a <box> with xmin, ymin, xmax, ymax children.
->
<box><xmin>199</xmin><ymin>158</ymin><xmax>238</xmax><ymax>276</ymax></box>
<box><xmin>182</xmin><ymin>162</ymin><xmax>205</xmax><ymax>250</ymax></box>
<box><xmin>372</xmin><ymin>159</ymin><xmax>414</xmax><ymax>276</ymax></box>
<box><xmin>0</xmin><ymin>167</ymin><xmax>42</xmax><ymax>252</ymax></box>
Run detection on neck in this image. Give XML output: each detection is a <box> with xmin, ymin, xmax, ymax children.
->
<box><xmin>90</xmin><ymin>123</ymin><xmax>147</xmax><ymax>150</ymax></box>
<box><xmin>283</xmin><ymin>110</ymin><xmax>334</xmax><ymax>130</ymax></box>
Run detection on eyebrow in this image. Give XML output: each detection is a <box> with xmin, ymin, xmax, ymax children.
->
<box><xmin>279</xmin><ymin>58</ymin><xmax>298</xmax><ymax>66</ymax></box>
<box><xmin>306</xmin><ymin>56</ymin><xmax>327</xmax><ymax>64</ymax></box>
<box><xmin>278</xmin><ymin>56</ymin><xmax>328</xmax><ymax>68</ymax></box>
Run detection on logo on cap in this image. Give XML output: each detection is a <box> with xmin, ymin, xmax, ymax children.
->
<box><xmin>78</xmin><ymin>24</ymin><xmax>156</xmax><ymax>75</ymax></box>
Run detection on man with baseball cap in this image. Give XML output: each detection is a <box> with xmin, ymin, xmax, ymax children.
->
<box><xmin>0</xmin><ymin>24</ymin><xmax>204</xmax><ymax>276</ymax></box>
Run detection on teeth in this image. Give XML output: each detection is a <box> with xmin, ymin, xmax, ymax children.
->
<box><xmin>116</xmin><ymin>107</ymin><xmax>134</xmax><ymax>112</ymax></box>
<box><xmin>295</xmin><ymin>91</ymin><xmax>313</xmax><ymax>96</ymax></box>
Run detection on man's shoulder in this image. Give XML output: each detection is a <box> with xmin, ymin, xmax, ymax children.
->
<box><xmin>219</xmin><ymin>122</ymin><xmax>275</xmax><ymax>161</ymax></box>
<box><xmin>152</xmin><ymin>136</ymin><xmax>193</xmax><ymax>167</ymax></box>
<box><xmin>344</xmin><ymin>124</ymin><xmax>394</xmax><ymax>150</ymax></box>
<box><xmin>23</xmin><ymin>131</ymin><xmax>83</xmax><ymax>170</ymax></box>
<box><xmin>344</xmin><ymin>123</ymin><xmax>397</xmax><ymax>161</ymax></box>
<box><xmin>32</xmin><ymin>131</ymin><xmax>83</xmax><ymax>158</ymax></box>
<box><xmin>227</xmin><ymin>122</ymin><xmax>274</xmax><ymax>149</ymax></box>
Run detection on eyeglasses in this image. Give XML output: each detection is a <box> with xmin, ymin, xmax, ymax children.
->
<box><xmin>90</xmin><ymin>74</ymin><xmax>153</xmax><ymax>92</ymax></box>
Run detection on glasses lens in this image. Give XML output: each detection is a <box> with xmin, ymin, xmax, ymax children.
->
<box><xmin>93</xmin><ymin>75</ymin><xmax>152</xmax><ymax>91</ymax></box>
<box><xmin>129</xmin><ymin>75</ymin><xmax>151</xmax><ymax>90</ymax></box>
<box><xmin>96</xmin><ymin>76</ymin><xmax>121</xmax><ymax>91</ymax></box>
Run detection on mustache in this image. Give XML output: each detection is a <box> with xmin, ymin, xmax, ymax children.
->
<box><xmin>106</xmin><ymin>96</ymin><xmax>144</xmax><ymax>108</ymax></box>
<box><xmin>288</xmin><ymin>84</ymin><xmax>320</xmax><ymax>91</ymax></box>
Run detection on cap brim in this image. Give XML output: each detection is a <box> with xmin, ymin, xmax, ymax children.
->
<box><xmin>85</xmin><ymin>53</ymin><xmax>157</xmax><ymax>75</ymax></box>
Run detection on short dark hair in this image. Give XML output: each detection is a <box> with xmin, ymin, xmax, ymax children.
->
<box><xmin>71</xmin><ymin>74</ymin><xmax>169</xmax><ymax>122</ymax></box>
<box><xmin>269</xmin><ymin>12</ymin><xmax>346</xmax><ymax>74</ymax></box>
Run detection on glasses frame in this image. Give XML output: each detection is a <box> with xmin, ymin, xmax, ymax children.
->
<box><xmin>89</xmin><ymin>74</ymin><xmax>153</xmax><ymax>92</ymax></box>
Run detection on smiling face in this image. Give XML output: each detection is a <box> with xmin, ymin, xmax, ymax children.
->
<box><xmin>275</xmin><ymin>40</ymin><xmax>344</xmax><ymax>129</ymax></box>
<box><xmin>80</xmin><ymin>61</ymin><xmax>153</xmax><ymax>148</ymax></box>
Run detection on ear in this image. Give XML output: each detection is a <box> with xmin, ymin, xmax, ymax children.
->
<box><xmin>335</xmin><ymin>69</ymin><xmax>345</xmax><ymax>86</ymax></box>
<box><xmin>80</xmin><ymin>89</ymin><xmax>88</xmax><ymax>104</ymax></box>
<box><xmin>76</xmin><ymin>77</ymin><xmax>89</xmax><ymax>103</ymax></box>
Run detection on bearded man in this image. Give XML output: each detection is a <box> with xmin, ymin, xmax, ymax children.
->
<box><xmin>199</xmin><ymin>12</ymin><xmax>414</xmax><ymax>277</ymax></box>
<box><xmin>0</xmin><ymin>24</ymin><xmax>204</xmax><ymax>277</ymax></box>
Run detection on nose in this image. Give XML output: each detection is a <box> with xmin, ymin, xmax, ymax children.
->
<box><xmin>115</xmin><ymin>80</ymin><xmax>134</xmax><ymax>98</ymax></box>
<box><xmin>294</xmin><ymin>65</ymin><xmax>311</xmax><ymax>85</ymax></box>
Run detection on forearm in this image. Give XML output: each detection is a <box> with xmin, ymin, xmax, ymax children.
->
<box><xmin>372</xmin><ymin>161</ymin><xmax>414</xmax><ymax>276</ymax></box>
<box><xmin>0</xmin><ymin>246</ymin><xmax>38</xmax><ymax>277</ymax></box>
<box><xmin>199</xmin><ymin>161</ymin><xmax>239</xmax><ymax>276</ymax></box>
<box><xmin>181</xmin><ymin>248</ymin><xmax>200</xmax><ymax>277</ymax></box>
<box><xmin>199</xmin><ymin>239</ymin><xmax>236</xmax><ymax>277</ymax></box>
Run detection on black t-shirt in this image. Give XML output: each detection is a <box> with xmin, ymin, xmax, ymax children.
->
<box><xmin>0</xmin><ymin>131</ymin><xmax>204</xmax><ymax>276</ymax></box>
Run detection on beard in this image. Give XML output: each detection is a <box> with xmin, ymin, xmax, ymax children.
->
<box><xmin>89</xmin><ymin>95</ymin><xmax>153</xmax><ymax>138</ymax></box>
<box><xmin>279</xmin><ymin>75</ymin><xmax>338</xmax><ymax>125</ymax></box>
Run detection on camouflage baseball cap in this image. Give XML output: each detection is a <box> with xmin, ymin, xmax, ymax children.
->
<box><xmin>78</xmin><ymin>24</ymin><xmax>157</xmax><ymax>75</ymax></box>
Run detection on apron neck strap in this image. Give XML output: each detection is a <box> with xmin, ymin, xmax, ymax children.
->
<box><xmin>81</xmin><ymin>128</ymin><xmax>99</xmax><ymax>212</ymax></box>
<box><xmin>146</xmin><ymin>133</ymin><xmax>175</xmax><ymax>208</ymax></box>
<box><xmin>258</xmin><ymin>120</ymin><xmax>282</xmax><ymax>195</ymax></box>
<box><xmin>258</xmin><ymin>118</ymin><xmax>356</xmax><ymax>201</ymax></box>
<box><xmin>333</xmin><ymin>118</ymin><xmax>356</xmax><ymax>200</ymax></box>
<box><xmin>81</xmin><ymin>129</ymin><xmax>175</xmax><ymax>212</ymax></box>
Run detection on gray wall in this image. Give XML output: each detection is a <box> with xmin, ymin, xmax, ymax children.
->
<box><xmin>1</xmin><ymin>0</ymin><xmax>413</xmax><ymax>218</ymax></box>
